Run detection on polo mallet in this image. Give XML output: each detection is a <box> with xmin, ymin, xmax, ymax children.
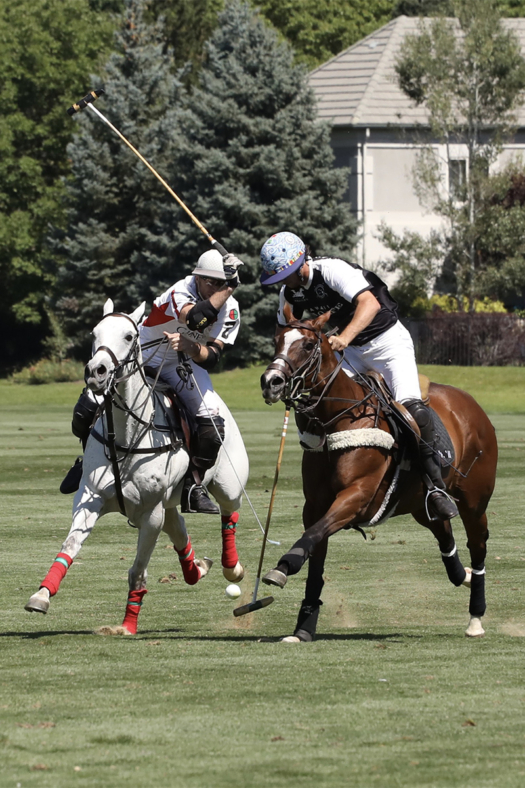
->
<box><xmin>233</xmin><ymin>408</ymin><xmax>290</xmax><ymax>617</ymax></box>
<box><xmin>67</xmin><ymin>89</ymin><xmax>227</xmax><ymax>256</ymax></box>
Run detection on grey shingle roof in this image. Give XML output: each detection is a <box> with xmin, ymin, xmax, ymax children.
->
<box><xmin>309</xmin><ymin>16</ymin><xmax>525</xmax><ymax>127</ymax></box>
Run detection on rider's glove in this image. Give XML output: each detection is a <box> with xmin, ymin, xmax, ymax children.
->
<box><xmin>222</xmin><ymin>253</ymin><xmax>244</xmax><ymax>289</ymax></box>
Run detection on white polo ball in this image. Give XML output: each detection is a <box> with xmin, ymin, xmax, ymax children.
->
<box><xmin>225</xmin><ymin>583</ymin><xmax>241</xmax><ymax>599</ymax></box>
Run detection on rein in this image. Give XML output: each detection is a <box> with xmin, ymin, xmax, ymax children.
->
<box><xmin>91</xmin><ymin>312</ymin><xmax>182</xmax><ymax>517</ymax></box>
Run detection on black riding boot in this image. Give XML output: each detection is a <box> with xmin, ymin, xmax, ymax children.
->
<box><xmin>60</xmin><ymin>389</ymin><xmax>99</xmax><ymax>494</ymax></box>
<box><xmin>180</xmin><ymin>416</ymin><xmax>225</xmax><ymax>515</ymax></box>
<box><xmin>405</xmin><ymin>399</ymin><xmax>459</xmax><ymax>521</ymax></box>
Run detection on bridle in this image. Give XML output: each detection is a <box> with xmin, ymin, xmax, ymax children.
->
<box><xmin>88</xmin><ymin>312</ymin><xmax>181</xmax><ymax>518</ymax></box>
<box><xmin>268</xmin><ymin>322</ymin><xmax>343</xmax><ymax>407</ymax></box>
<box><xmin>269</xmin><ymin>322</ymin><xmax>379</xmax><ymax>428</ymax></box>
<box><xmin>90</xmin><ymin>311</ymin><xmax>143</xmax><ymax>392</ymax></box>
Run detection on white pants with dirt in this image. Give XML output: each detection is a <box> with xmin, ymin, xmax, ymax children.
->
<box><xmin>341</xmin><ymin>320</ymin><xmax>421</xmax><ymax>403</ymax></box>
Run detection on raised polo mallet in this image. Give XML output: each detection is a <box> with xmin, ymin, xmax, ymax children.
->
<box><xmin>67</xmin><ymin>88</ymin><xmax>227</xmax><ymax>256</ymax></box>
<box><xmin>233</xmin><ymin>408</ymin><xmax>291</xmax><ymax>617</ymax></box>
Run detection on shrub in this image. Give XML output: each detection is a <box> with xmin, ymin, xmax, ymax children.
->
<box><xmin>10</xmin><ymin>358</ymin><xmax>85</xmax><ymax>385</ymax></box>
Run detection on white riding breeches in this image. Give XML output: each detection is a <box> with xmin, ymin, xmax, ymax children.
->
<box><xmin>148</xmin><ymin>356</ymin><xmax>221</xmax><ymax>418</ymax></box>
<box><xmin>341</xmin><ymin>321</ymin><xmax>421</xmax><ymax>403</ymax></box>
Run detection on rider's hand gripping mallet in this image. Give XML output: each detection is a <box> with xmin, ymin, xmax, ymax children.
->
<box><xmin>233</xmin><ymin>408</ymin><xmax>290</xmax><ymax>617</ymax></box>
<box><xmin>67</xmin><ymin>89</ymin><xmax>228</xmax><ymax>256</ymax></box>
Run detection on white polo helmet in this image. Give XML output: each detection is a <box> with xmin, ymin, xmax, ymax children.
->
<box><xmin>192</xmin><ymin>249</ymin><xmax>226</xmax><ymax>280</ymax></box>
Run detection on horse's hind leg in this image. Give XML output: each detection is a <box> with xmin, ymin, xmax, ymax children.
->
<box><xmin>281</xmin><ymin>537</ymin><xmax>329</xmax><ymax>644</ymax></box>
<box><xmin>208</xmin><ymin>460</ymin><xmax>247</xmax><ymax>583</ymax></box>
<box><xmin>414</xmin><ymin>511</ymin><xmax>469</xmax><ymax>588</ymax></box>
<box><xmin>162</xmin><ymin>507</ymin><xmax>213</xmax><ymax>587</ymax></box>
<box><xmin>25</xmin><ymin>489</ymin><xmax>104</xmax><ymax>615</ymax></box>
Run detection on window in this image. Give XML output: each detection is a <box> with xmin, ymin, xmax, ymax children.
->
<box><xmin>449</xmin><ymin>159</ymin><xmax>467</xmax><ymax>200</ymax></box>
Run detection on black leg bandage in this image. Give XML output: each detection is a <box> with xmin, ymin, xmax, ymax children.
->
<box><xmin>294</xmin><ymin>599</ymin><xmax>323</xmax><ymax>642</ymax></box>
<box><xmin>469</xmin><ymin>564</ymin><xmax>486</xmax><ymax>617</ymax></box>
<box><xmin>441</xmin><ymin>543</ymin><xmax>467</xmax><ymax>586</ymax></box>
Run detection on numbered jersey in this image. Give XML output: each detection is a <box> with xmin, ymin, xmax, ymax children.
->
<box><xmin>139</xmin><ymin>275</ymin><xmax>240</xmax><ymax>363</ymax></box>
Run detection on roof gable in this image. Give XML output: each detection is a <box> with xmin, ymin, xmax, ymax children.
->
<box><xmin>309</xmin><ymin>15</ymin><xmax>525</xmax><ymax>127</ymax></box>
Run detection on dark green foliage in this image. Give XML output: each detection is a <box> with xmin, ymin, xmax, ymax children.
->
<box><xmin>0</xmin><ymin>0</ymin><xmax>117</xmax><ymax>371</ymax></box>
<box><xmin>255</xmin><ymin>1</ymin><xmax>394</xmax><ymax>69</ymax></box>
<box><xmin>148</xmin><ymin>0</ymin><xmax>224</xmax><ymax>75</ymax></box>
<box><xmin>56</xmin><ymin>0</ymin><xmax>357</xmax><ymax>364</ymax></box>
<box><xmin>52</xmin><ymin>0</ymin><xmax>184</xmax><ymax>358</ymax></box>
<box><xmin>392</xmin><ymin>0</ymin><xmax>452</xmax><ymax>15</ymax></box>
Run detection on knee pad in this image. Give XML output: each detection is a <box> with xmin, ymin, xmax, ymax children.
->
<box><xmin>72</xmin><ymin>390</ymin><xmax>99</xmax><ymax>444</ymax></box>
<box><xmin>191</xmin><ymin>416</ymin><xmax>225</xmax><ymax>470</ymax></box>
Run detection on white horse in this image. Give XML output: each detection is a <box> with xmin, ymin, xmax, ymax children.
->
<box><xmin>25</xmin><ymin>299</ymin><xmax>249</xmax><ymax>634</ymax></box>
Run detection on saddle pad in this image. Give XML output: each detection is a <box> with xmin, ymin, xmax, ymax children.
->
<box><xmin>431</xmin><ymin>408</ymin><xmax>455</xmax><ymax>467</ymax></box>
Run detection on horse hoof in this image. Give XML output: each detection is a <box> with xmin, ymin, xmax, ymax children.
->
<box><xmin>196</xmin><ymin>557</ymin><xmax>213</xmax><ymax>579</ymax></box>
<box><xmin>280</xmin><ymin>635</ymin><xmax>302</xmax><ymax>643</ymax></box>
<box><xmin>263</xmin><ymin>569</ymin><xmax>287</xmax><ymax>588</ymax></box>
<box><xmin>462</xmin><ymin>568</ymin><xmax>472</xmax><ymax>588</ymax></box>
<box><xmin>94</xmin><ymin>625</ymin><xmax>133</xmax><ymax>636</ymax></box>
<box><xmin>25</xmin><ymin>589</ymin><xmax>50</xmax><ymax>614</ymax></box>
<box><xmin>223</xmin><ymin>561</ymin><xmax>244</xmax><ymax>582</ymax></box>
<box><xmin>465</xmin><ymin>616</ymin><xmax>485</xmax><ymax>637</ymax></box>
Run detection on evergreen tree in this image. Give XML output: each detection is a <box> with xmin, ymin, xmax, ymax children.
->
<box><xmin>159</xmin><ymin>0</ymin><xmax>358</xmax><ymax>364</ymax></box>
<box><xmin>52</xmin><ymin>0</ymin><xmax>184</xmax><ymax>357</ymax></box>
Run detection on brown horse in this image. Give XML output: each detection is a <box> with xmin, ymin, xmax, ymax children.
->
<box><xmin>260</xmin><ymin>310</ymin><xmax>498</xmax><ymax>641</ymax></box>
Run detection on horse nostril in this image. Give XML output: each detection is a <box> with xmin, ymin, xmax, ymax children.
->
<box><xmin>271</xmin><ymin>375</ymin><xmax>285</xmax><ymax>389</ymax></box>
<box><xmin>97</xmin><ymin>364</ymin><xmax>107</xmax><ymax>377</ymax></box>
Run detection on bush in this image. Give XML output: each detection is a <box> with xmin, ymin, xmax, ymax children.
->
<box><xmin>9</xmin><ymin>358</ymin><xmax>85</xmax><ymax>385</ymax></box>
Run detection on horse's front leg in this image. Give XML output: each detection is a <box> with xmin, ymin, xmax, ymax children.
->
<box><xmin>162</xmin><ymin>507</ymin><xmax>213</xmax><ymax>587</ymax></box>
<box><xmin>25</xmin><ymin>487</ymin><xmax>105</xmax><ymax>615</ymax></box>
<box><xmin>281</xmin><ymin>537</ymin><xmax>329</xmax><ymax>643</ymax></box>
<box><xmin>263</xmin><ymin>484</ymin><xmax>373</xmax><ymax>589</ymax></box>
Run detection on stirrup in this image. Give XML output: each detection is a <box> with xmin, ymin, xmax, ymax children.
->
<box><xmin>425</xmin><ymin>488</ymin><xmax>458</xmax><ymax>521</ymax></box>
<box><xmin>181</xmin><ymin>482</ymin><xmax>219</xmax><ymax>515</ymax></box>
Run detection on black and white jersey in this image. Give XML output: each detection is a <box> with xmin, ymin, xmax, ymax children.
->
<box><xmin>277</xmin><ymin>257</ymin><xmax>398</xmax><ymax>346</ymax></box>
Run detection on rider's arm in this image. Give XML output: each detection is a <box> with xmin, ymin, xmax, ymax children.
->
<box><xmin>163</xmin><ymin>330</ymin><xmax>225</xmax><ymax>369</ymax></box>
<box><xmin>328</xmin><ymin>291</ymin><xmax>381</xmax><ymax>352</ymax></box>
<box><xmin>182</xmin><ymin>285</ymin><xmax>234</xmax><ymax>332</ymax></box>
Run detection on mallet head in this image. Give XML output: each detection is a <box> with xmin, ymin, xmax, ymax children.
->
<box><xmin>67</xmin><ymin>88</ymin><xmax>105</xmax><ymax>116</ymax></box>
<box><xmin>233</xmin><ymin>595</ymin><xmax>274</xmax><ymax>617</ymax></box>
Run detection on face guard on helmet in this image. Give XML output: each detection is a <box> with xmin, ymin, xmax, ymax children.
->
<box><xmin>260</xmin><ymin>232</ymin><xmax>305</xmax><ymax>285</ymax></box>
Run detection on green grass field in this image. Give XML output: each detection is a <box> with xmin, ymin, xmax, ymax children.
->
<box><xmin>1</xmin><ymin>367</ymin><xmax>524</xmax><ymax>787</ymax></box>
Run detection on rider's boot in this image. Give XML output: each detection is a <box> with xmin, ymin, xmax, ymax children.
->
<box><xmin>405</xmin><ymin>399</ymin><xmax>459</xmax><ymax>521</ymax></box>
<box><xmin>60</xmin><ymin>389</ymin><xmax>99</xmax><ymax>494</ymax></box>
<box><xmin>180</xmin><ymin>415</ymin><xmax>225</xmax><ymax>515</ymax></box>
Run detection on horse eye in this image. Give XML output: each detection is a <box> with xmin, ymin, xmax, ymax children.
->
<box><xmin>125</xmin><ymin>333</ymin><xmax>133</xmax><ymax>342</ymax></box>
<box><xmin>304</xmin><ymin>341</ymin><xmax>315</xmax><ymax>351</ymax></box>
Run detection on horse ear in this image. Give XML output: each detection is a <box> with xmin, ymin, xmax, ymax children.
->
<box><xmin>283</xmin><ymin>302</ymin><xmax>294</xmax><ymax>323</ymax></box>
<box><xmin>130</xmin><ymin>301</ymin><xmax>146</xmax><ymax>326</ymax></box>
<box><xmin>312</xmin><ymin>310</ymin><xmax>331</xmax><ymax>331</ymax></box>
<box><xmin>103</xmin><ymin>298</ymin><xmax>114</xmax><ymax>316</ymax></box>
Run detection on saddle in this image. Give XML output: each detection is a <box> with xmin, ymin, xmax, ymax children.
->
<box><xmin>143</xmin><ymin>367</ymin><xmax>192</xmax><ymax>452</ymax></box>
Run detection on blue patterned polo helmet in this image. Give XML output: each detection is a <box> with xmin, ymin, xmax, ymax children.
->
<box><xmin>260</xmin><ymin>232</ymin><xmax>306</xmax><ymax>285</ymax></box>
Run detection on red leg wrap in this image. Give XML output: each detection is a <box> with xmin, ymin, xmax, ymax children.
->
<box><xmin>221</xmin><ymin>512</ymin><xmax>239</xmax><ymax>568</ymax></box>
<box><xmin>40</xmin><ymin>553</ymin><xmax>73</xmax><ymax>596</ymax></box>
<box><xmin>175</xmin><ymin>538</ymin><xmax>200</xmax><ymax>586</ymax></box>
<box><xmin>122</xmin><ymin>588</ymin><xmax>148</xmax><ymax>635</ymax></box>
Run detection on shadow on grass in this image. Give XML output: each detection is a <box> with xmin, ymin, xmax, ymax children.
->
<box><xmin>0</xmin><ymin>627</ymin><xmax>415</xmax><ymax>644</ymax></box>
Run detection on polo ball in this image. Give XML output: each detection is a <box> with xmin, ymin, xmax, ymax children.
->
<box><xmin>225</xmin><ymin>583</ymin><xmax>241</xmax><ymax>599</ymax></box>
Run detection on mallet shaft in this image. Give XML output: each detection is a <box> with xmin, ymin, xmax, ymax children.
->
<box><xmin>252</xmin><ymin>407</ymin><xmax>290</xmax><ymax>604</ymax></box>
<box><xmin>86</xmin><ymin>104</ymin><xmax>225</xmax><ymax>253</ymax></box>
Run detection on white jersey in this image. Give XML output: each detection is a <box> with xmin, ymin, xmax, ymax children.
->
<box><xmin>139</xmin><ymin>276</ymin><xmax>240</xmax><ymax>364</ymax></box>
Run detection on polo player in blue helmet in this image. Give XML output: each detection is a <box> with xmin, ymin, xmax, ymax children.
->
<box><xmin>260</xmin><ymin>231</ymin><xmax>458</xmax><ymax>522</ymax></box>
